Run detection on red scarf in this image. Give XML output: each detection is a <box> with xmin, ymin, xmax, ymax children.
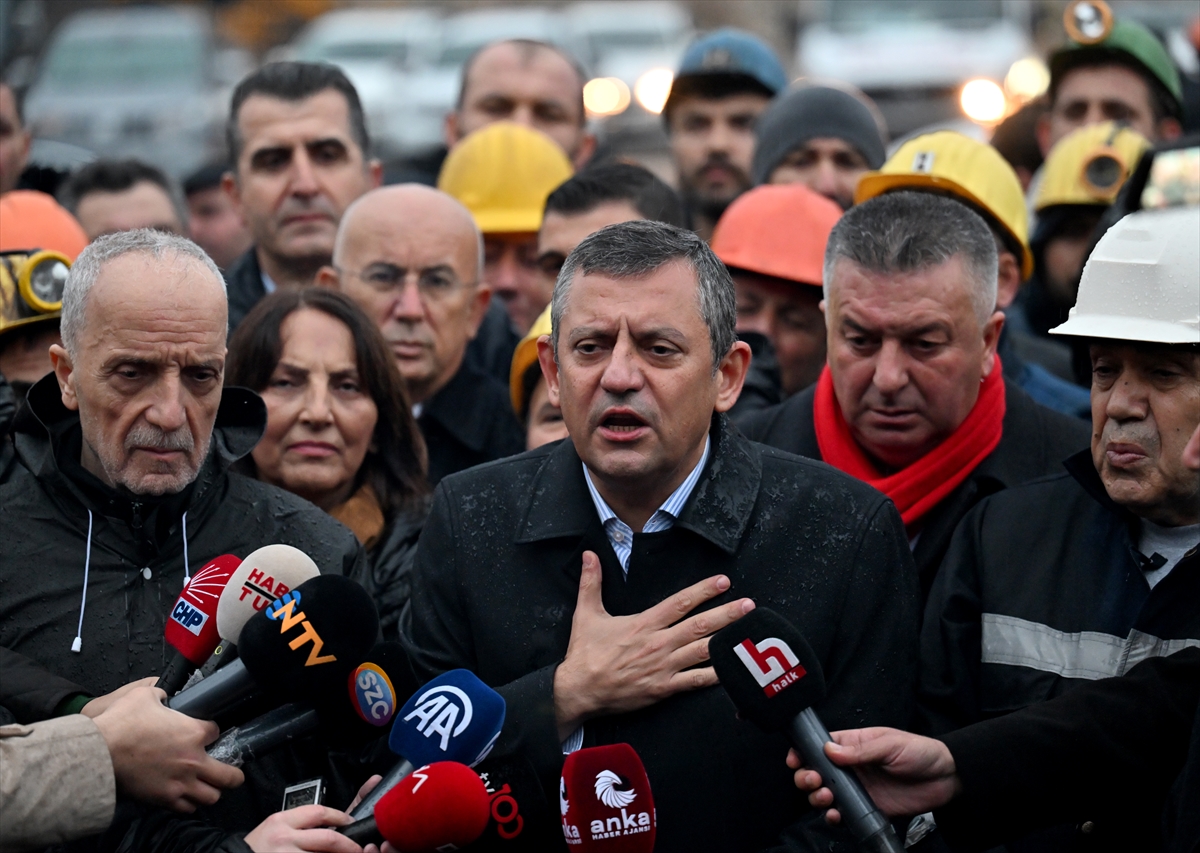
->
<box><xmin>813</xmin><ymin>359</ymin><xmax>1006</xmax><ymax>530</ymax></box>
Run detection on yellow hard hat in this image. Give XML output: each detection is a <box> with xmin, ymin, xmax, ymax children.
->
<box><xmin>1035</xmin><ymin>121</ymin><xmax>1150</xmax><ymax>211</ymax></box>
<box><xmin>510</xmin><ymin>303</ymin><xmax>553</xmax><ymax>418</ymax></box>
<box><xmin>437</xmin><ymin>123</ymin><xmax>574</xmax><ymax>235</ymax></box>
<box><xmin>0</xmin><ymin>249</ymin><xmax>71</xmax><ymax>339</ymax></box>
<box><xmin>856</xmin><ymin>131</ymin><xmax>1033</xmax><ymax>280</ymax></box>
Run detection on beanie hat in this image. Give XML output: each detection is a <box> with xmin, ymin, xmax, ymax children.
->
<box><xmin>752</xmin><ymin>86</ymin><xmax>887</xmax><ymax>186</ymax></box>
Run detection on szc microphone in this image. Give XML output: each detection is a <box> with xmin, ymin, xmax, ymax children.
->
<box><xmin>560</xmin><ymin>743</ymin><xmax>656</xmax><ymax>852</ymax></box>
<box><xmin>348</xmin><ymin>668</ymin><xmax>506</xmax><ymax>821</ymax></box>
<box><xmin>157</xmin><ymin>554</ymin><xmax>241</xmax><ymax>696</ymax></box>
<box><xmin>710</xmin><ymin>608</ymin><xmax>904</xmax><ymax>853</ymax></box>
<box><xmin>339</xmin><ymin>761</ymin><xmax>491</xmax><ymax>850</ymax></box>
<box><xmin>169</xmin><ymin>574</ymin><xmax>378</xmax><ymax>720</ymax></box>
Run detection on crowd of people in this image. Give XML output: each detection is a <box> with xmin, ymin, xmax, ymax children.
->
<box><xmin>0</xmin><ymin>3</ymin><xmax>1197</xmax><ymax>852</ymax></box>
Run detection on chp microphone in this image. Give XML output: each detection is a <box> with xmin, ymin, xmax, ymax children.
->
<box><xmin>158</xmin><ymin>554</ymin><xmax>241</xmax><ymax>696</ymax></box>
<box><xmin>710</xmin><ymin>608</ymin><xmax>904</xmax><ymax>853</ymax></box>
<box><xmin>170</xmin><ymin>574</ymin><xmax>377</xmax><ymax>720</ymax></box>
<box><xmin>560</xmin><ymin>743</ymin><xmax>656</xmax><ymax>852</ymax></box>
<box><xmin>348</xmin><ymin>669</ymin><xmax>506</xmax><ymax>821</ymax></box>
<box><xmin>340</xmin><ymin>761</ymin><xmax>491</xmax><ymax>850</ymax></box>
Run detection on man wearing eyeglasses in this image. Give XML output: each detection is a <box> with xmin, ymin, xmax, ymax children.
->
<box><xmin>318</xmin><ymin>184</ymin><xmax>524</xmax><ymax>485</ymax></box>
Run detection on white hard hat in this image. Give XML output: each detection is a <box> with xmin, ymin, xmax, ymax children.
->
<box><xmin>1050</xmin><ymin>205</ymin><xmax>1200</xmax><ymax>344</ymax></box>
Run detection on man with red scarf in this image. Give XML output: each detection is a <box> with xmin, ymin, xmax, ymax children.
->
<box><xmin>739</xmin><ymin>191</ymin><xmax>1087</xmax><ymax>599</ymax></box>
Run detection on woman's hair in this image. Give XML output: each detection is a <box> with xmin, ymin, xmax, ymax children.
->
<box><xmin>226</xmin><ymin>288</ymin><xmax>427</xmax><ymax>518</ymax></box>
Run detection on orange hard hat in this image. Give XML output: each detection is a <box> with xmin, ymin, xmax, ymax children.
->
<box><xmin>0</xmin><ymin>191</ymin><xmax>89</xmax><ymax>260</ymax></box>
<box><xmin>710</xmin><ymin>183</ymin><xmax>842</xmax><ymax>286</ymax></box>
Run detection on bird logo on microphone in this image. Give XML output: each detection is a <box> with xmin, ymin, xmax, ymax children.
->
<box><xmin>559</xmin><ymin>777</ymin><xmax>569</xmax><ymax>817</ymax></box>
<box><xmin>402</xmin><ymin>685</ymin><xmax>474</xmax><ymax>751</ymax></box>
<box><xmin>594</xmin><ymin>770</ymin><xmax>636</xmax><ymax>809</ymax></box>
<box><xmin>734</xmin><ymin>636</ymin><xmax>807</xmax><ymax>697</ymax></box>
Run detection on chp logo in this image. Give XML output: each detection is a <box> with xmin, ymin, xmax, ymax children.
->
<box><xmin>733</xmin><ymin>635</ymin><xmax>807</xmax><ymax>697</ymax></box>
<box><xmin>168</xmin><ymin>558</ymin><xmax>232</xmax><ymax>635</ymax></box>
<box><xmin>350</xmin><ymin>663</ymin><xmax>396</xmax><ymax>726</ymax></box>
<box><xmin>169</xmin><ymin>599</ymin><xmax>208</xmax><ymax>636</ymax></box>
<box><xmin>403</xmin><ymin>684</ymin><xmax>474</xmax><ymax>751</ymax></box>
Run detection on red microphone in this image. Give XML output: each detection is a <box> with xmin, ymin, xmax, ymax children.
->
<box><xmin>560</xmin><ymin>744</ymin><xmax>656</xmax><ymax>852</ymax></box>
<box><xmin>157</xmin><ymin>554</ymin><xmax>241</xmax><ymax>695</ymax></box>
<box><xmin>340</xmin><ymin>761</ymin><xmax>491</xmax><ymax>850</ymax></box>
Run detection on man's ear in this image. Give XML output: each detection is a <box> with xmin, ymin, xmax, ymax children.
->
<box><xmin>981</xmin><ymin>310</ymin><xmax>1006</xmax><ymax>377</ymax></box>
<box><xmin>995</xmin><ymin>252</ymin><xmax>1023</xmax><ymax>309</ymax></box>
<box><xmin>536</xmin><ymin>335</ymin><xmax>560</xmax><ymax>407</ymax></box>
<box><xmin>465</xmin><ymin>284</ymin><xmax>492</xmax><ymax>340</ymax></box>
<box><xmin>714</xmin><ymin>340</ymin><xmax>752</xmax><ymax>414</ymax></box>
<box><xmin>367</xmin><ymin>159</ymin><xmax>383</xmax><ymax>189</ymax></box>
<box><xmin>222</xmin><ymin>172</ymin><xmax>246</xmax><ymax>228</ymax></box>
<box><xmin>444</xmin><ymin>111</ymin><xmax>462</xmax><ymax>149</ymax></box>
<box><xmin>49</xmin><ymin>344</ymin><xmax>78</xmax><ymax>412</ymax></box>
<box><xmin>572</xmin><ymin>132</ymin><xmax>598</xmax><ymax>170</ymax></box>
<box><xmin>1036</xmin><ymin>111</ymin><xmax>1053</xmax><ymax>157</ymax></box>
<box><xmin>314</xmin><ymin>265</ymin><xmax>340</xmax><ymax>290</ymax></box>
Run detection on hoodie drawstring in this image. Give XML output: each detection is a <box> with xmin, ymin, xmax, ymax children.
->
<box><xmin>181</xmin><ymin>511</ymin><xmax>190</xmax><ymax>584</ymax></box>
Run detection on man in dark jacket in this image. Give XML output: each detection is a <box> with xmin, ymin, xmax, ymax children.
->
<box><xmin>739</xmin><ymin>193</ymin><xmax>1087</xmax><ymax>601</ymax></box>
<box><xmin>402</xmin><ymin>221</ymin><xmax>919</xmax><ymax>851</ymax></box>
<box><xmin>221</xmin><ymin>62</ymin><xmax>382</xmax><ymax>331</ymax></box>
<box><xmin>0</xmin><ymin>229</ymin><xmax>367</xmax><ymax>850</ymax></box>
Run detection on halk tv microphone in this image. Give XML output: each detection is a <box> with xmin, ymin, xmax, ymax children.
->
<box><xmin>560</xmin><ymin>743</ymin><xmax>656</xmax><ymax>852</ymax></box>
<box><xmin>340</xmin><ymin>761</ymin><xmax>491</xmax><ymax>850</ymax></box>
<box><xmin>157</xmin><ymin>554</ymin><xmax>241</xmax><ymax>696</ymax></box>
<box><xmin>170</xmin><ymin>574</ymin><xmax>377</xmax><ymax>720</ymax></box>
<box><xmin>348</xmin><ymin>668</ymin><xmax>506</xmax><ymax>821</ymax></box>
<box><xmin>206</xmin><ymin>641</ymin><xmax>411</xmax><ymax>767</ymax></box>
<box><xmin>710</xmin><ymin>608</ymin><xmax>904</xmax><ymax>853</ymax></box>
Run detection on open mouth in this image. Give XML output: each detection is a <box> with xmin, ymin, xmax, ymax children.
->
<box><xmin>599</xmin><ymin>410</ymin><xmax>649</xmax><ymax>440</ymax></box>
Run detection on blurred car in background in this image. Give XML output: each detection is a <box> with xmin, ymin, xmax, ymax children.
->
<box><xmin>278</xmin><ymin>7</ymin><xmax>443</xmax><ymax>159</ymax></box>
<box><xmin>796</xmin><ymin>0</ymin><xmax>1037</xmax><ymax>137</ymax></box>
<box><xmin>22</xmin><ymin>5</ymin><xmax>251</xmax><ymax>178</ymax></box>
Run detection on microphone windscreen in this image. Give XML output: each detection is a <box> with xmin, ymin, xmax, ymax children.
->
<box><xmin>313</xmin><ymin>642</ymin><xmax>417</xmax><ymax>749</ymax></box>
<box><xmin>164</xmin><ymin>554</ymin><xmax>241</xmax><ymax>665</ymax></box>
<box><xmin>560</xmin><ymin>744</ymin><xmax>656</xmax><ymax>852</ymax></box>
<box><xmin>374</xmin><ymin>761</ymin><xmax>491</xmax><ymax>852</ymax></box>
<box><xmin>215</xmin><ymin>544</ymin><xmax>319</xmax><ymax>644</ymax></box>
<box><xmin>237</xmin><ymin>574</ymin><xmax>379</xmax><ymax>701</ymax></box>
<box><xmin>389</xmin><ymin>669</ymin><xmax>505</xmax><ymax>769</ymax></box>
<box><xmin>472</xmin><ymin>755</ymin><xmax>555</xmax><ymax>850</ymax></box>
<box><xmin>710</xmin><ymin>607</ymin><xmax>826</xmax><ymax>732</ymax></box>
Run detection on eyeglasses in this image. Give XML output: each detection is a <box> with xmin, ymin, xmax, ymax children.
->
<box><xmin>338</xmin><ymin>263</ymin><xmax>473</xmax><ymax>302</ymax></box>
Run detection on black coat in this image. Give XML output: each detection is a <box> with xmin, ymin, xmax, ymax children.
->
<box><xmin>0</xmin><ymin>645</ymin><xmax>90</xmax><ymax>723</ymax></box>
<box><xmin>401</xmin><ymin>416</ymin><xmax>919</xmax><ymax>852</ymax></box>
<box><xmin>223</xmin><ymin>247</ymin><xmax>268</xmax><ymax>333</ymax></box>
<box><xmin>368</xmin><ymin>502</ymin><xmax>427</xmax><ymax>641</ymax></box>
<box><xmin>736</xmin><ymin>380</ymin><xmax>1089</xmax><ymax>600</ymax></box>
<box><xmin>417</xmin><ymin>362</ymin><xmax>525</xmax><ymax>486</ymax></box>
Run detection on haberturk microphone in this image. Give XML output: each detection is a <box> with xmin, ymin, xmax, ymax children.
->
<box><xmin>206</xmin><ymin>641</ymin><xmax>409</xmax><ymax>766</ymax></box>
<box><xmin>340</xmin><ymin>761</ymin><xmax>491</xmax><ymax>850</ymax></box>
<box><xmin>560</xmin><ymin>743</ymin><xmax>656</xmax><ymax>852</ymax></box>
<box><xmin>158</xmin><ymin>554</ymin><xmax>241</xmax><ymax>696</ymax></box>
<box><xmin>710</xmin><ymin>608</ymin><xmax>904</xmax><ymax>853</ymax></box>
<box><xmin>349</xmin><ymin>669</ymin><xmax>506</xmax><ymax>821</ymax></box>
<box><xmin>215</xmin><ymin>544</ymin><xmax>319</xmax><ymax>645</ymax></box>
<box><xmin>170</xmin><ymin>574</ymin><xmax>378</xmax><ymax>720</ymax></box>
<box><xmin>472</xmin><ymin>755</ymin><xmax>555</xmax><ymax>850</ymax></box>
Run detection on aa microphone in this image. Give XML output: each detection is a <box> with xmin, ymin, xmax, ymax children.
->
<box><xmin>472</xmin><ymin>755</ymin><xmax>555</xmax><ymax>850</ymax></box>
<box><xmin>340</xmin><ymin>761</ymin><xmax>491</xmax><ymax>850</ymax></box>
<box><xmin>710</xmin><ymin>608</ymin><xmax>904</xmax><ymax>853</ymax></box>
<box><xmin>170</xmin><ymin>574</ymin><xmax>378</xmax><ymax>720</ymax></box>
<box><xmin>215</xmin><ymin>544</ymin><xmax>319</xmax><ymax>645</ymax></box>
<box><xmin>158</xmin><ymin>554</ymin><xmax>241</xmax><ymax>695</ymax></box>
<box><xmin>560</xmin><ymin>743</ymin><xmax>656</xmax><ymax>852</ymax></box>
<box><xmin>348</xmin><ymin>669</ymin><xmax>506</xmax><ymax>821</ymax></box>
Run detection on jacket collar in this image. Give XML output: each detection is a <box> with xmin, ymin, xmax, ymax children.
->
<box><xmin>1065</xmin><ymin>448</ymin><xmax>1132</xmax><ymax>518</ymax></box>
<box><xmin>515</xmin><ymin>413</ymin><xmax>760</xmax><ymax>555</ymax></box>
<box><xmin>420</xmin><ymin>364</ymin><xmax>500</xmax><ymax>454</ymax></box>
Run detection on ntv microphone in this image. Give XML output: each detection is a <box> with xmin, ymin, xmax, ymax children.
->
<box><xmin>560</xmin><ymin>743</ymin><xmax>656</xmax><ymax>852</ymax></box>
<box><xmin>710</xmin><ymin>608</ymin><xmax>904</xmax><ymax>853</ymax></box>
<box><xmin>340</xmin><ymin>761</ymin><xmax>491</xmax><ymax>850</ymax></box>
<box><xmin>169</xmin><ymin>573</ymin><xmax>377</xmax><ymax>720</ymax></box>
<box><xmin>348</xmin><ymin>668</ymin><xmax>506</xmax><ymax>821</ymax></box>
<box><xmin>158</xmin><ymin>554</ymin><xmax>241</xmax><ymax>696</ymax></box>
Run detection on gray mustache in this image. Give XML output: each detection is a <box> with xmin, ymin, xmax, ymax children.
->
<box><xmin>125</xmin><ymin>423</ymin><xmax>194</xmax><ymax>452</ymax></box>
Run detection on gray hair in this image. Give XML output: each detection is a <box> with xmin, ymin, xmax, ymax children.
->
<box><xmin>550</xmin><ymin>220</ymin><xmax>736</xmax><ymax>371</ymax></box>
<box><xmin>822</xmin><ymin>191</ymin><xmax>999</xmax><ymax>325</ymax></box>
<box><xmin>61</xmin><ymin>229</ymin><xmax>226</xmax><ymax>357</ymax></box>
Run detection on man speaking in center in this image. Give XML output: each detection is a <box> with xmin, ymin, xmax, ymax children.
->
<box><xmin>402</xmin><ymin>221</ymin><xmax>918</xmax><ymax>850</ymax></box>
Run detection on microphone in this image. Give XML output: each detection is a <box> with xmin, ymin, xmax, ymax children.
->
<box><xmin>472</xmin><ymin>755</ymin><xmax>555</xmax><ymax>850</ymax></box>
<box><xmin>215</xmin><ymin>544</ymin><xmax>320</xmax><ymax>645</ymax></box>
<box><xmin>560</xmin><ymin>743</ymin><xmax>656</xmax><ymax>852</ymax></box>
<box><xmin>170</xmin><ymin>574</ymin><xmax>378</xmax><ymax>720</ymax></box>
<box><xmin>710</xmin><ymin>608</ymin><xmax>904</xmax><ymax>853</ymax></box>
<box><xmin>158</xmin><ymin>554</ymin><xmax>241</xmax><ymax>696</ymax></box>
<box><xmin>348</xmin><ymin>669</ymin><xmax>506</xmax><ymax>821</ymax></box>
<box><xmin>340</xmin><ymin>761</ymin><xmax>491</xmax><ymax>850</ymax></box>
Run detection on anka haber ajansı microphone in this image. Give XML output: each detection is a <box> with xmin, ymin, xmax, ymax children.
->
<box><xmin>710</xmin><ymin>608</ymin><xmax>904</xmax><ymax>853</ymax></box>
<box><xmin>348</xmin><ymin>669</ymin><xmax>506</xmax><ymax>821</ymax></box>
<box><xmin>169</xmin><ymin>573</ymin><xmax>377</xmax><ymax>720</ymax></box>
<box><xmin>560</xmin><ymin>743</ymin><xmax>656</xmax><ymax>852</ymax></box>
<box><xmin>157</xmin><ymin>554</ymin><xmax>241</xmax><ymax>696</ymax></box>
<box><xmin>206</xmin><ymin>641</ymin><xmax>412</xmax><ymax>767</ymax></box>
<box><xmin>471</xmin><ymin>755</ymin><xmax>555</xmax><ymax>850</ymax></box>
